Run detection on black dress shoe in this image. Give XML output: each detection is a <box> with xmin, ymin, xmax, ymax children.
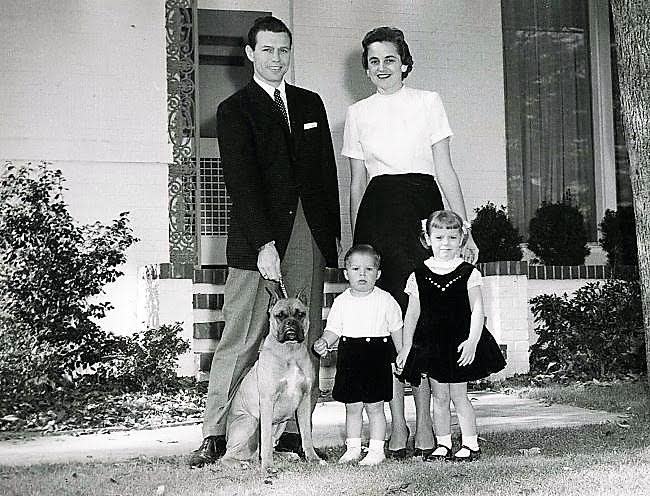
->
<box><xmin>275</xmin><ymin>432</ymin><xmax>328</xmax><ymax>461</ymax></box>
<box><xmin>188</xmin><ymin>435</ymin><xmax>226</xmax><ymax>468</ymax></box>
<box><xmin>275</xmin><ymin>432</ymin><xmax>303</xmax><ymax>455</ymax></box>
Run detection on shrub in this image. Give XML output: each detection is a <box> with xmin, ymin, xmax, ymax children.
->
<box><xmin>599</xmin><ymin>206</ymin><xmax>638</xmax><ymax>267</ymax></box>
<box><xmin>90</xmin><ymin>323</ymin><xmax>190</xmax><ymax>393</ymax></box>
<box><xmin>527</xmin><ymin>200</ymin><xmax>590</xmax><ymax>265</ymax></box>
<box><xmin>529</xmin><ymin>280</ymin><xmax>645</xmax><ymax>381</ymax></box>
<box><xmin>471</xmin><ymin>202</ymin><xmax>523</xmax><ymax>262</ymax></box>
<box><xmin>0</xmin><ymin>161</ymin><xmax>137</xmax><ymax>399</ymax></box>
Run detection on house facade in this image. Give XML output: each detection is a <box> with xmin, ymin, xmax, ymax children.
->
<box><xmin>2</xmin><ymin>0</ymin><xmax>627</xmax><ymax>376</ymax></box>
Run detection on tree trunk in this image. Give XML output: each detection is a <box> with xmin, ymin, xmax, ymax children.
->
<box><xmin>610</xmin><ymin>1</ymin><xmax>650</xmax><ymax>384</ymax></box>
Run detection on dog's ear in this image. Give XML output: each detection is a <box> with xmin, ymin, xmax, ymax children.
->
<box><xmin>266</xmin><ymin>286</ymin><xmax>281</xmax><ymax>312</ymax></box>
<box><xmin>295</xmin><ymin>287</ymin><xmax>308</xmax><ymax>305</ymax></box>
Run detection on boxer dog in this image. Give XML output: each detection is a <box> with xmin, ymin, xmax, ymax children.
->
<box><xmin>220</xmin><ymin>289</ymin><xmax>324</xmax><ymax>472</ymax></box>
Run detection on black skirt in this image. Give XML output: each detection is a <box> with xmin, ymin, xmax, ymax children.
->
<box><xmin>332</xmin><ymin>336</ymin><xmax>395</xmax><ymax>404</ymax></box>
<box><xmin>354</xmin><ymin>173</ymin><xmax>443</xmax><ymax>312</ymax></box>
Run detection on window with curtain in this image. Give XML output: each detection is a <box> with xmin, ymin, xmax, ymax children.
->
<box><xmin>501</xmin><ymin>0</ymin><xmax>596</xmax><ymax>239</ymax></box>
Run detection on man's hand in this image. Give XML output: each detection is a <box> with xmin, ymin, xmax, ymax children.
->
<box><xmin>257</xmin><ymin>242</ymin><xmax>281</xmax><ymax>281</ymax></box>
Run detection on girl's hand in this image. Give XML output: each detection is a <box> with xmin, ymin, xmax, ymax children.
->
<box><xmin>457</xmin><ymin>339</ymin><xmax>478</xmax><ymax>366</ymax></box>
<box><xmin>313</xmin><ymin>338</ymin><xmax>329</xmax><ymax>357</ymax></box>
<box><xmin>395</xmin><ymin>349</ymin><xmax>410</xmax><ymax>373</ymax></box>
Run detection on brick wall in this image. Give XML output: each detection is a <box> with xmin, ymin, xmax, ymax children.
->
<box><xmin>150</xmin><ymin>262</ymin><xmax>623</xmax><ymax>380</ymax></box>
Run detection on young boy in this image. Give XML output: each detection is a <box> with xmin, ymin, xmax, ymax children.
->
<box><xmin>313</xmin><ymin>244</ymin><xmax>403</xmax><ymax>465</ymax></box>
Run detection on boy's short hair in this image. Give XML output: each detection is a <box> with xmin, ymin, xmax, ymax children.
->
<box><xmin>247</xmin><ymin>15</ymin><xmax>292</xmax><ymax>49</ymax></box>
<box><xmin>343</xmin><ymin>244</ymin><xmax>381</xmax><ymax>268</ymax></box>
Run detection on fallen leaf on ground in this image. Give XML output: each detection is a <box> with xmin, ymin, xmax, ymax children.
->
<box><xmin>517</xmin><ymin>447</ymin><xmax>541</xmax><ymax>456</ymax></box>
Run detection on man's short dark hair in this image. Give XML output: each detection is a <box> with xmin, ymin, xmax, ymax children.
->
<box><xmin>247</xmin><ymin>15</ymin><xmax>292</xmax><ymax>49</ymax></box>
<box><xmin>361</xmin><ymin>26</ymin><xmax>414</xmax><ymax>79</ymax></box>
<box><xmin>344</xmin><ymin>244</ymin><xmax>381</xmax><ymax>269</ymax></box>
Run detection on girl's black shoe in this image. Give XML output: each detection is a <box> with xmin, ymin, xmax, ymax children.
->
<box><xmin>452</xmin><ymin>445</ymin><xmax>481</xmax><ymax>462</ymax></box>
<box><xmin>424</xmin><ymin>444</ymin><xmax>452</xmax><ymax>462</ymax></box>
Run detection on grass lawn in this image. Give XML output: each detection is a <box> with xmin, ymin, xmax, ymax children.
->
<box><xmin>1</xmin><ymin>380</ymin><xmax>648</xmax><ymax>496</ymax></box>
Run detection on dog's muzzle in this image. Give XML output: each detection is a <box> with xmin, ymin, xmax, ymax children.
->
<box><xmin>277</xmin><ymin>318</ymin><xmax>305</xmax><ymax>343</ymax></box>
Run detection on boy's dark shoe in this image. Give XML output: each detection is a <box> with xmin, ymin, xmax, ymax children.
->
<box><xmin>188</xmin><ymin>435</ymin><xmax>226</xmax><ymax>468</ymax></box>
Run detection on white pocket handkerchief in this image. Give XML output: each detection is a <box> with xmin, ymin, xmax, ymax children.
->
<box><xmin>303</xmin><ymin>122</ymin><xmax>318</xmax><ymax>130</ymax></box>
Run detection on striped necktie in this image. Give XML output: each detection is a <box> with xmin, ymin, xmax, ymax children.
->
<box><xmin>273</xmin><ymin>88</ymin><xmax>290</xmax><ymax>130</ymax></box>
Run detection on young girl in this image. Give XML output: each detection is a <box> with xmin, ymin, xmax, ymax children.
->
<box><xmin>396</xmin><ymin>210</ymin><xmax>505</xmax><ymax>461</ymax></box>
<box><xmin>314</xmin><ymin>244</ymin><xmax>403</xmax><ymax>465</ymax></box>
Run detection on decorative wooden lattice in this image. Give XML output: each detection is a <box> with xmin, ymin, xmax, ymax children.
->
<box><xmin>166</xmin><ymin>0</ymin><xmax>198</xmax><ymax>264</ymax></box>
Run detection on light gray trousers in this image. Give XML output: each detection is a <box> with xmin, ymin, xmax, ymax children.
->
<box><xmin>202</xmin><ymin>201</ymin><xmax>325</xmax><ymax>438</ymax></box>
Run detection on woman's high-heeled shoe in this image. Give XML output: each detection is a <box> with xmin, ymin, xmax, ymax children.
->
<box><xmin>413</xmin><ymin>447</ymin><xmax>435</xmax><ymax>459</ymax></box>
<box><xmin>386</xmin><ymin>426</ymin><xmax>410</xmax><ymax>460</ymax></box>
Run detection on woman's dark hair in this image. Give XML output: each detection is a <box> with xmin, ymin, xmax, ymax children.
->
<box><xmin>361</xmin><ymin>26</ymin><xmax>414</xmax><ymax>79</ymax></box>
<box><xmin>247</xmin><ymin>15</ymin><xmax>292</xmax><ymax>49</ymax></box>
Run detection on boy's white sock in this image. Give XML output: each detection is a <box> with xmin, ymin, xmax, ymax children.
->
<box><xmin>359</xmin><ymin>439</ymin><xmax>385</xmax><ymax>466</ymax></box>
<box><xmin>338</xmin><ymin>438</ymin><xmax>362</xmax><ymax>463</ymax></box>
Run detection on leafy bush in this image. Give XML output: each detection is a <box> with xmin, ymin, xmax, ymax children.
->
<box><xmin>0</xmin><ymin>161</ymin><xmax>137</xmax><ymax>399</ymax></box>
<box><xmin>91</xmin><ymin>323</ymin><xmax>190</xmax><ymax>393</ymax></box>
<box><xmin>529</xmin><ymin>280</ymin><xmax>646</xmax><ymax>381</ymax></box>
<box><xmin>471</xmin><ymin>202</ymin><xmax>523</xmax><ymax>262</ymax></box>
<box><xmin>599</xmin><ymin>206</ymin><xmax>638</xmax><ymax>267</ymax></box>
<box><xmin>527</xmin><ymin>200</ymin><xmax>590</xmax><ymax>265</ymax></box>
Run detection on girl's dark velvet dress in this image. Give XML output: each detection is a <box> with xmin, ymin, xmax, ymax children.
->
<box><xmin>399</xmin><ymin>262</ymin><xmax>506</xmax><ymax>386</ymax></box>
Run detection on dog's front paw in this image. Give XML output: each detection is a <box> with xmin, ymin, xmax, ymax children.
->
<box><xmin>304</xmin><ymin>450</ymin><xmax>327</xmax><ymax>465</ymax></box>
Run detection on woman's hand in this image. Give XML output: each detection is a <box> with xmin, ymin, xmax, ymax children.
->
<box><xmin>457</xmin><ymin>339</ymin><xmax>478</xmax><ymax>367</ymax></box>
<box><xmin>462</xmin><ymin>232</ymin><xmax>479</xmax><ymax>264</ymax></box>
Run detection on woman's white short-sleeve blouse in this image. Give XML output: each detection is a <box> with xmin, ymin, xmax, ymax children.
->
<box><xmin>342</xmin><ymin>85</ymin><xmax>453</xmax><ymax>180</ymax></box>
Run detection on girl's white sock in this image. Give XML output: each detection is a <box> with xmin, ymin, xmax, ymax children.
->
<box><xmin>435</xmin><ymin>434</ymin><xmax>452</xmax><ymax>449</ymax></box>
<box><xmin>461</xmin><ymin>434</ymin><xmax>479</xmax><ymax>451</ymax></box>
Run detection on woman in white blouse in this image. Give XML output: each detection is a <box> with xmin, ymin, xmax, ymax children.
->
<box><xmin>342</xmin><ymin>26</ymin><xmax>478</xmax><ymax>459</ymax></box>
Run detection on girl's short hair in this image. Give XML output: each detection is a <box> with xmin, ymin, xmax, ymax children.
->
<box><xmin>423</xmin><ymin>210</ymin><xmax>468</xmax><ymax>246</ymax></box>
<box><xmin>343</xmin><ymin>244</ymin><xmax>381</xmax><ymax>268</ymax></box>
<box><xmin>361</xmin><ymin>26</ymin><xmax>414</xmax><ymax>79</ymax></box>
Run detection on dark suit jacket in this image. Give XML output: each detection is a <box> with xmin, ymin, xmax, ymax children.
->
<box><xmin>217</xmin><ymin>80</ymin><xmax>341</xmax><ymax>270</ymax></box>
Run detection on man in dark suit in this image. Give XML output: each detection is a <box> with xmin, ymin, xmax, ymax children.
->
<box><xmin>189</xmin><ymin>15</ymin><xmax>340</xmax><ymax>468</ymax></box>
